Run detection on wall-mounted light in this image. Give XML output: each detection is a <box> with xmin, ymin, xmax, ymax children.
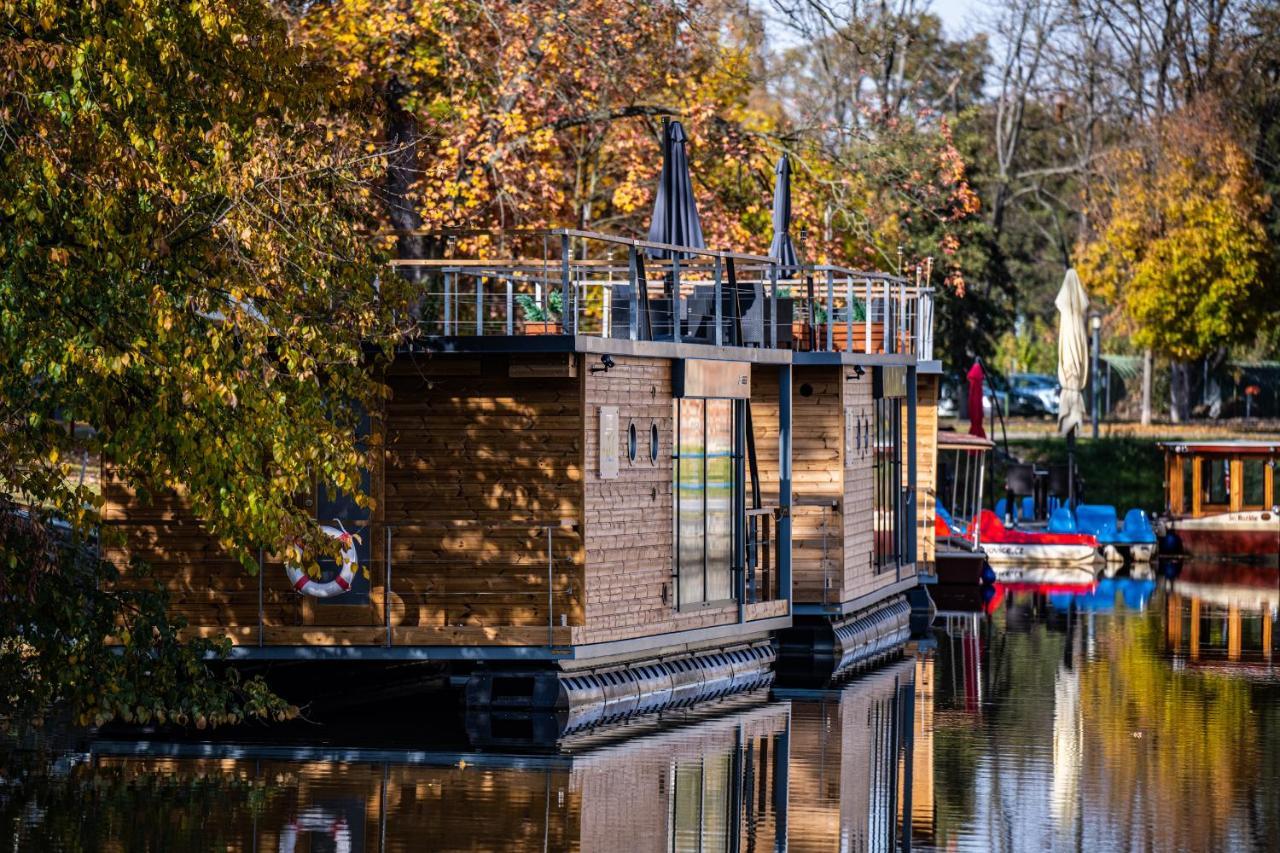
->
<box><xmin>850</xmin><ymin>365</ymin><xmax>866</xmax><ymax>379</ymax></box>
<box><xmin>591</xmin><ymin>354</ymin><xmax>616</xmax><ymax>374</ymax></box>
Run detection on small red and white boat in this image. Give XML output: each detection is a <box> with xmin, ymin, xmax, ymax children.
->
<box><xmin>1157</xmin><ymin>441</ymin><xmax>1280</xmax><ymax>561</ymax></box>
<box><xmin>976</xmin><ymin>510</ymin><xmax>1099</xmax><ymax>569</ymax></box>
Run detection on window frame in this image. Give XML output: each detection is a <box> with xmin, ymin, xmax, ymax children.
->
<box><xmin>673</xmin><ymin>397</ymin><xmax>741</xmax><ymax>610</ymax></box>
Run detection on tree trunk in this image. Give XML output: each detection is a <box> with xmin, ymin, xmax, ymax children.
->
<box><xmin>383</xmin><ymin>77</ymin><xmax>442</xmax><ymax>318</ymax></box>
<box><xmin>1140</xmin><ymin>348</ymin><xmax>1153</xmax><ymax>425</ymax></box>
<box><xmin>1169</xmin><ymin>360</ymin><xmax>1192</xmax><ymax>423</ymax></box>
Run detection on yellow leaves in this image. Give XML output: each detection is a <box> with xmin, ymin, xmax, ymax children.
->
<box><xmin>1079</xmin><ymin>103</ymin><xmax>1273</xmax><ymax>361</ymax></box>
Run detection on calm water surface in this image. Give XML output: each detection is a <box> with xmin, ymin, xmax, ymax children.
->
<box><xmin>4</xmin><ymin>569</ymin><xmax>1279</xmax><ymax>851</ymax></box>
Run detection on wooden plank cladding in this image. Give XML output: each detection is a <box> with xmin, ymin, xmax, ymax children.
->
<box><xmin>915</xmin><ymin>374</ymin><xmax>940</xmax><ymax>568</ymax></box>
<box><xmin>754</xmin><ymin>365</ymin><xmax>841</xmax><ymax>603</ymax></box>
<box><xmin>773</xmin><ymin>364</ymin><xmax>911</xmax><ymax>610</ymax></box>
<box><xmin>101</xmin><ymin>349</ymin><xmax>792</xmax><ymax>654</ymax></box>
<box><xmin>383</xmin><ymin>355</ymin><xmax>586</xmax><ymax>629</ymax></box>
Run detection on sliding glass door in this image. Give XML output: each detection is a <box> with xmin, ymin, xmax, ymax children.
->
<box><xmin>675</xmin><ymin>398</ymin><xmax>737</xmax><ymax>607</ymax></box>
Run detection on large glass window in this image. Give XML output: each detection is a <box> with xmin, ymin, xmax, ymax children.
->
<box><xmin>1201</xmin><ymin>458</ymin><xmax>1230</xmax><ymax>507</ymax></box>
<box><xmin>1243</xmin><ymin>459</ymin><xmax>1266</xmax><ymax>508</ymax></box>
<box><xmin>874</xmin><ymin>396</ymin><xmax>904</xmax><ymax>573</ymax></box>
<box><xmin>674</xmin><ymin>398</ymin><xmax>737</xmax><ymax>606</ymax></box>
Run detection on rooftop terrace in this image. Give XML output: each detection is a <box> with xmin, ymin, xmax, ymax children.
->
<box><xmin>390</xmin><ymin>229</ymin><xmax>934</xmax><ymax>359</ymax></box>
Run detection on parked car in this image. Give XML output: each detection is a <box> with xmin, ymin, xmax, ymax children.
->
<box><xmin>938</xmin><ymin>378</ymin><xmax>1049</xmax><ymax>418</ymax></box>
<box><xmin>1010</xmin><ymin>373</ymin><xmax>1061</xmax><ymax>415</ymax></box>
<box><xmin>990</xmin><ymin>383</ymin><xmax>1050</xmax><ymax>416</ymax></box>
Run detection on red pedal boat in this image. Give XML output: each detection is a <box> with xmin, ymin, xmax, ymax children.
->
<box><xmin>976</xmin><ymin>510</ymin><xmax>1099</xmax><ymax>569</ymax></box>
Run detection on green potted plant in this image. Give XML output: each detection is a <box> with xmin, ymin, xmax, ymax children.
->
<box><xmin>815</xmin><ymin>300</ymin><xmax>882</xmax><ymax>352</ymax></box>
<box><xmin>515</xmin><ymin>290</ymin><xmax>563</xmax><ymax>334</ymax></box>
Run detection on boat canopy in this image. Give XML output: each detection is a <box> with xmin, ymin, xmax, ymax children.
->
<box><xmin>1158</xmin><ymin>440</ymin><xmax>1279</xmax><ymax>456</ymax></box>
<box><xmin>937</xmin><ymin>431</ymin><xmax>995</xmax><ymax>452</ymax></box>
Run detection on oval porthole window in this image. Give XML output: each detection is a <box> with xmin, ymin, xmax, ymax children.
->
<box><xmin>650</xmin><ymin>423</ymin><xmax>660</xmax><ymax>463</ymax></box>
<box><xmin>628</xmin><ymin>422</ymin><xmax>638</xmax><ymax>463</ymax></box>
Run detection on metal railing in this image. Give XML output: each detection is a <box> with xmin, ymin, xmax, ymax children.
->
<box><xmin>388</xmin><ymin>229</ymin><xmax>935</xmax><ymax>357</ymax></box>
<box><xmin>744</xmin><ymin>506</ymin><xmax>778</xmax><ymax>603</ymax></box>
<box><xmin>100</xmin><ymin>516</ymin><xmax>581</xmax><ymax>649</ymax></box>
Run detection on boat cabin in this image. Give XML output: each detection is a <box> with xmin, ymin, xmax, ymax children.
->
<box><xmin>1159</xmin><ymin>440</ymin><xmax>1279</xmax><ymax>560</ymax></box>
<box><xmin>1161</xmin><ymin>441</ymin><xmax>1278</xmax><ymax>517</ymax></box>
<box><xmin>102</xmin><ymin>229</ymin><xmax>936</xmax><ymax>719</ymax></box>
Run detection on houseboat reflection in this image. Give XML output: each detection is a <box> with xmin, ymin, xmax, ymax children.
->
<box><xmin>1166</xmin><ymin>560</ymin><xmax>1278</xmax><ymax>668</ymax></box>
<box><xmin>79</xmin><ymin>697</ymin><xmax>790</xmax><ymax>852</ymax></box>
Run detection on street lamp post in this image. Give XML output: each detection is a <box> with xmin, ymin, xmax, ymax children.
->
<box><xmin>1089</xmin><ymin>312</ymin><xmax>1102</xmax><ymax>439</ymax></box>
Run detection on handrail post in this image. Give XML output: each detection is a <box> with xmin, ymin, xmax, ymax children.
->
<box><xmin>769</xmin><ymin>262</ymin><xmax>779</xmax><ymax>349</ymax></box>
<box><xmin>672</xmin><ymin>253</ymin><xmax>682</xmax><ymax>344</ymax></box>
<box><xmin>864</xmin><ymin>279</ymin><xmax>872</xmax><ymax>353</ymax></box>
<box><xmin>546</xmin><ymin>525</ymin><xmax>555</xmax><ymax>647</ymax></box>
<box><xmin>385</xmin><ymin>525</ymin><xmax>393</xmax><ymax>647</ymax></box>
<box><xmin>714</xmin><ymin>254</ymin><xmax>724</xmax><ymax>347</ymax></box>
<box><xmin>901</xmin><ymin>279</ymin><xmax>911</xmax><ymax>350</ymax></box>
<box><xmin>825</xmin><ymin>269</ymin><xmax>834</xmax><ymax>352</ymax></box>
<box><xmin>628</xmin><ymin>245</ymin><xmax>640</xmax><ymax>341</ymax></box>
<box><xmin>560</xmin><ymin>233</ymin><xmax>573</xmax><ymax>335</ymax></box>
<box><xmin>883</xmin><ymin>278</ymin><xmax>892</xmax><ymax>354</ymax></box>
<box><xmin>845</xmin><ymin>276</ymin><xmax>854</xmax><ymax>353</ymax></box>
<box><xmin>778</xmin><ymin>364</ymin><xmax>792</xmax><ymax>613</ymax></box>
<box><xmin>505</xmin><ymin>279</ymin><xmax>514</xmax><ymax>335</ymax></box>
<box><xmin>444</xmin><ymin>271</ymin><xmax>453</xmax><ymax>335</ymax></box>
<box><xmin>475</xmin><ymin>275</ymin><xmax>484</xmax><ymax>336</ymax></box>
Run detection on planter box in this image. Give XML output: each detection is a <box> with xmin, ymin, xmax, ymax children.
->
<box><xmin>793</xmin><ymin>322</ymin><xmax>885</xmax><ymax>353</ymax></box>
<box><xmin>522</xmin><ymin>321</ymin><xmax>561</xmax><ymax>335</ymax></box>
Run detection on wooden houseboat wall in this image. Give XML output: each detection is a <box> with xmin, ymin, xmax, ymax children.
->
<box><xmin>915</xmin><ymin>371</ymin><xmax>941</xmax><ymax>574</ymax></box>
<box><xmin>772</xmin><ymin>357</ymin><xmax>927</xmax><ymax>675</ymax></box>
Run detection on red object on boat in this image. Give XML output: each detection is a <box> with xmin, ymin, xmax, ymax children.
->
<box><xmin>967</xmin><ymin>360</ymin><xmax>986</xmax><ymax>438</ymax></box>
<box><xmin>996</xmin><ymin>581</ymin><xmax>1098</xmax><ymax>595</ymax></box>
<box><xmin>976</xmin><ymin>510</ymin><xmax>1096</xmax><ymax>547</ymax></box>
<box><xmin>935</xmin><ymin>514</ymin><xmax>954</xmax><ymax>537</ymax></box>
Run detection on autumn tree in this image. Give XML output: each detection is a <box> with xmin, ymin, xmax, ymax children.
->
<box><xmin>0</xmin><ymin>0</ymin><xmax>401</xmax><ymax>727</ymax></box>
<box><xmin>1077</xmin><ymin>104</ymin><xmax>1276</xmax><ymax>420</ymax></box>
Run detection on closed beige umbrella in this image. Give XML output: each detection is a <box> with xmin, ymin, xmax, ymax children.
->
<box><xmin>1056</xmin><ymin>268</ymin><xmax>1089</xmax><ymax>504</ymax></box>
<box><xmin>1056</xmin><ymin>269</ymin><xmax>1089</xmax><ymax>436</ymax></box>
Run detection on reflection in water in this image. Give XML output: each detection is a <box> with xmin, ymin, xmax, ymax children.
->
<box><xmin>785</xmin><ymin>659</ymin><xmax>918</xmax><ymax>852</ymax></box>
<box><xmin>4</xmin><ymin>566</ymin><xmax>1280</xmax><ymax>852</ymax></box>
<box><xmin>918</xmin><ymin>566</ymin><xmax>1280</xmax><ymax>853</ymax></box>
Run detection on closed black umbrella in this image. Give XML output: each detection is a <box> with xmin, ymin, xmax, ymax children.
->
<box><xmin>647</xmin><ymin>120</ymin><xmax>705</xmax><ymax>258</ymax></box>
<box><xmin>769</xmin><ymin>154</ymin><xmax>799</xmax><ymax>274</ymax></box>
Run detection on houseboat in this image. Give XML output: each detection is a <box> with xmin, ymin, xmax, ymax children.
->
<box><xmin>1157</xmin><ymin>440</ymin><xmax>1280</xmax><ymax>561</ymax></box>
<box><xmin>772</xmin><ymin>264</ymin><xmax>936</xmax><ymax>677</ymax></box>
<box><xmin>102</xmin><ymin>229</ymin><xmax>936</xmax><ymax>727</ymax></box>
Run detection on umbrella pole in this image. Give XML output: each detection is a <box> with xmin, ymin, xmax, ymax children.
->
<box><xmin>1066</xmin><ymin>428</ymin><xmax>1076</xmax><ymax>508</ymax></box>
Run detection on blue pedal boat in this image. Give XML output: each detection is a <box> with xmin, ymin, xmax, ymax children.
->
<box><xmin>1047</xmin><ymin>504</ymin><xmax>1157</xmax><ymax>563</ymax></box>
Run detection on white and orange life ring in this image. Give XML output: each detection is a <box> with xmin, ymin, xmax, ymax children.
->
<box><xmin>278</xmin><ymin>808</ymin><xmax>351</xmax><ymax>853</ymax></box>
<box><xmin>285</xmin><ymin>524</ymin><xmax>359</xmax><ymax>598</ymax></box>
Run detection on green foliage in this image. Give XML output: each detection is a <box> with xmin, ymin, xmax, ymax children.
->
<box><xmin>1007</xmin><ymin>437</ymin><xmax>1165</xmax><ymax>512</ymax></box>
<box><xmin>0</xmin><ymin>0</ymin><xmax>403</xmax><ymax>564</ymax></box>
<box><xmin>0</xmin><ymin>500</ymin><xmax>296</xmax><ymax>731</ymax></box>
<box><xmin>0</xmin><ymin>0</ymin><xmax>406</xmax><ymax>728</ymax></box>
<box><xmin>514</xmin><ymin>290</ymin><xmax>563</xmax><ymax>323</ymax></box>
<box><xmin>993</xmin><ymin>316</ymin><xmax>1057</xmax><ymax>376</ymax></box>
<box><xmin>1078</xmin><ymin>106</ymin><xmax>1276</xmax><ymax>362</ymax></box>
